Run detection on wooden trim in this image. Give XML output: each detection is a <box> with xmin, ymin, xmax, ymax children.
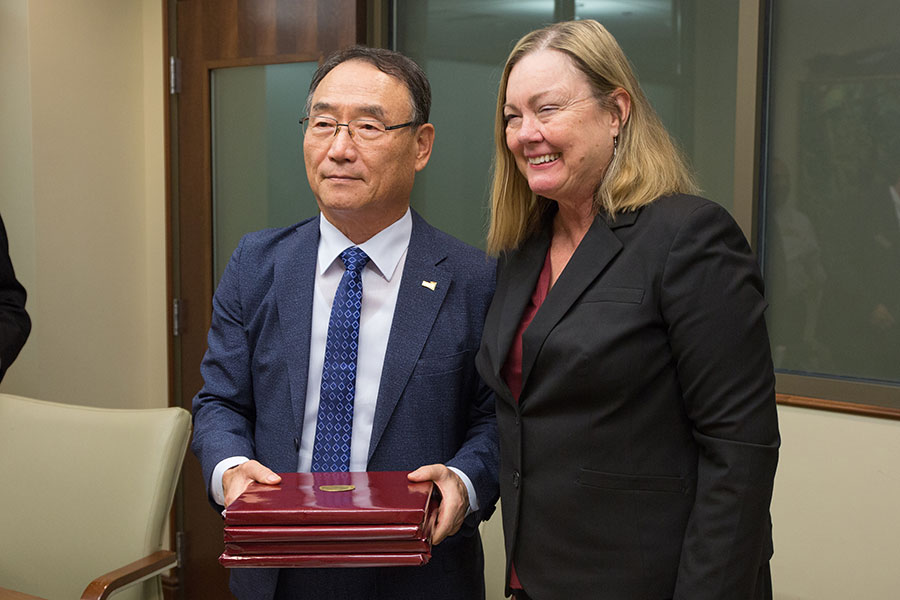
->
<box><xmin>80</xmin><ymin>551</ymin><xmax>177</xmax><ymax>600</ymax></box>
<box><xmin>206</xmin><ymin>52</ymin><xmax>323</xmax><ymax>70</ymax></box>
<box><xmin>0</xmin><ymin>588</ymin><xmax>47</xmax><ymax>600</ymax></box>
<box><xmin>160</xmin><ymin>572</ymin><xmax>179</xmax><ymax>600</ymax></box>
<box><xmin>162</xmin><ymin>3</ymin><xmax>183</xmax><ymax>599</ymax></box>
<box><xmin>776</xmin><ymin>372</ymin><xmax>900</xmax><ymax>419</ymax></box>
<box><xmin>356</xmin><ymin>0</ymin><xmax>368</xmax><ymax>44</ymax></box>
<box><xmin>777</xmin><ymin>393</ymin><xmax>900</xmax><ymax>421</ymax></box>
<box><xmin>164</xmin><ymin>0</ymin><xmax>176</xmax><ymax>409</ymax></box>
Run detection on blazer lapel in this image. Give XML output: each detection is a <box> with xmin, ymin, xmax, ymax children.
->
<box><xmin>486</xmin><ymin>229</ymin><xmax>550</xmax><ymax>406</ymax></box>
<box><xmin>367</xmin><ymin>212</ymin><xmax>449</xmax><ymax>462</ymax></box>
<box><xmin>520</xmin><ymin>212</ymin><xmax>634</xmax><ymax>395</ymax></box>
<box><xmin>274</xmin><ymin>217</ymin><xmax>319</xmax><ymax>436</ymax></box>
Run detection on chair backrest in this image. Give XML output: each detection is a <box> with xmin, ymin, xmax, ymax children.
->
<box><xmin>0</xmin><ymin>393</ymin><xmax>191</xmax><ymax>600</ymax></box>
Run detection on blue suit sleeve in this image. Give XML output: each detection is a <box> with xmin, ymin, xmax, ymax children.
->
<box><xmin>191</xmin><ymin>237</ymin><xmax>258</xmax><ymax>508</ymax></box>
<box><xmin>445</xmin><ymin>258</ymin><xmax>500</xmax><ymax>527</ymax></box>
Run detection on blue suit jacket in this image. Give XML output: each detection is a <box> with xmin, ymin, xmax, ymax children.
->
<box><xmin>192</xmin><ymin>211</ymin><xmax>499</xmax><ymax>600</ymax></box>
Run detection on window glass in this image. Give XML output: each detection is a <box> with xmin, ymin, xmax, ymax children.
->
<box><xmin>762</xmin><ymin>0</ymin><xmax>900</xmax><ymax>384</ymax></box>
<box><xmin>394</xmin><ymin>1</ymin><xmax>554</xmax><ymax>248</ymax></box>
<box><xmin>576</xmin><ymin>1</ymin><xmax>739</xmax><ymax>212</ymax></box>
<box><xmin>210</xmin><ymin>62</ymin><xmax>319</xmax><ymax>283</ymax></box>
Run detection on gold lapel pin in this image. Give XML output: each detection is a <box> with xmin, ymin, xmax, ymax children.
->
<box><xmin>421</xmin><ymin>280</ymin><xmax>437</xmax><ymax>291</ymax></box>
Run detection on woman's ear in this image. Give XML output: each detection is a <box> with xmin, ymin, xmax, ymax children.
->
<box><xmin>611</xmin><ymin>88</ymin><xmax>631</xmax><ymax>132</ymax></box>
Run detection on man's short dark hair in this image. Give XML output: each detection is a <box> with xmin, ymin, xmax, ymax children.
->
<box><xmin>305</xmin><ymin>46</ymin><xmax>431</xmax><ymax>127</ymax></box>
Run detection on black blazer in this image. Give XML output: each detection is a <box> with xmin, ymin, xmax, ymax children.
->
<box><xmin>0</xmin><ymin>214</ymin><xmax>30</xmax><ymax>381</ymax></box>
<box><xmin>476</xmin><ymin>195</ymin><xmax>779</xmax><ymax>600</ymax></box>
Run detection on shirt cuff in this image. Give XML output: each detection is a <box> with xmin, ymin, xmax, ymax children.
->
<box><xmin>211</xmin><ymin>456</ymin><xmax>250</xmax><ymax>507</ymax></box>
<box><xmin>447</xmin><ymin>466</ymin><xmax>478</xmax><ymax>515</ymax></box>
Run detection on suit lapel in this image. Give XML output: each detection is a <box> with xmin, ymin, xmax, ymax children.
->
<box><xmin>274</xmin><ymin>217</ymin><xmax>319</xmax><ymax>436</ymax></box>
<box><xmin>368</xmin><ymin>212</ymin><xmax>449</xmax><ymax>462</ymax></box>
<box><xmin>519</xmin><ymin>212</ymin><xmax>632</xmax><ymax>395</ymax></box>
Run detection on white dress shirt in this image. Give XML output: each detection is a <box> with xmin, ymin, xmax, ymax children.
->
<box><xmin>299</xmin><ymin>210</ymin><xmax>409</xmax><ymax>472</ymax></box>
<box><xmin>211</xmin><ymin>210</ymin><xmax>477</xmax><ymax>513</ymax></box>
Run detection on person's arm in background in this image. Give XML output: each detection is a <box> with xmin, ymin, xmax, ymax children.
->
<box><xmin>0</xmin><ymin>214</ymin><xmax>31</xmax><ymax>382</ymax></box>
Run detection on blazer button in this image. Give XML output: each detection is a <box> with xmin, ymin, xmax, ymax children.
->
<box><xmin>512</xmin><ymin>470</ymin><xmax>520</xmax><ymax>488</ymax></box>
<box><xmin>293</xmin><ymin>437</ymin><xmax>300</xmax><ymax>451</ymax></box>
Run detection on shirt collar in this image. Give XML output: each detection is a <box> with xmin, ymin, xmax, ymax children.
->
<box><xmin>318</xmin><ymin>209</ymin><xmax>412</xmax><ymax>281</ymax></box>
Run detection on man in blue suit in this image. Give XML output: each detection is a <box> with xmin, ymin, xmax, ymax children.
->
<box><xmin>191</xmin><ymin>47</ymin><xmax>499</xmax><ymax>600</ymax></box>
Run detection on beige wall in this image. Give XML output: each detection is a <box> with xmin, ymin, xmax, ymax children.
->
<box><xmin>0</xmin><ymin>0</ymin><xmax>167</xmax><ymax>409</ymax></box>
<box><xmin>0</xmin><ymin>0</ymin><xmax>38</xmax><ymax>391</ymax></box>
<box><xmin>771</xmin><ymin>406</ymin><xmax>900</xmax><ymax>599</ymax></box>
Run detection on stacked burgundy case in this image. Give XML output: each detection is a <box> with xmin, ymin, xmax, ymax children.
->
<box><xmin>219</xmin><ymin>471</ymin><xmax>439</xmax><ymax>568</ymax></box>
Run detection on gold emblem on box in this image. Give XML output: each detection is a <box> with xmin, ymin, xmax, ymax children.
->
<box><xmin>318</xmin><ymin>484</ymin><xmax>356</xmax><ymax>492</ymax></box>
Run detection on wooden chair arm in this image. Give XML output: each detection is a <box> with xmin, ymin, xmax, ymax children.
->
<box><xmin>80</xmin><ymin>550</ymin><xmax>176</xmax><ymax>600</ymax></box>
<box><xmin>0</xmin><ymin>587</ymin><xmax>50</xmax><ymax>600</ymax></box>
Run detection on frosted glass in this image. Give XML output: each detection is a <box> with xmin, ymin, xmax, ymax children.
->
<box><xmin>211</xmin><ymin>62</ymin><xmax>319</xmax><ymax>283</ymax></box>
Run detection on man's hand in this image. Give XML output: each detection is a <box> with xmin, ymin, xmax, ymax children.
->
<box><xmin>408</xmin><ymin>464</ymin><xmax>469</xmax><ymax>545</ymax></box>
<box><xmin>222</xmin><ymin>460</ymin><xmax>281</xmax><ymax>507</ymax></box>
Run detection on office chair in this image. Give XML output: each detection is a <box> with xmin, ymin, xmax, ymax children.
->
<box><xmin>0</xmin><ymin>393</ymin><xmax>191</xmax><ymax>600</ymax></box>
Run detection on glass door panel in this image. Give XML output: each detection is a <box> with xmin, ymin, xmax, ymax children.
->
<box><xmin>211</xmin><ymin>61</ymin><xmax>319</xmax><ymax>283</ymax></box>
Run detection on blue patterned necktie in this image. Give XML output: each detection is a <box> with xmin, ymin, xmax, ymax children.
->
<box><xmin>311</xmin><ymin>246</ymin><xmax>370</xmax><ymax>472</ymax></box>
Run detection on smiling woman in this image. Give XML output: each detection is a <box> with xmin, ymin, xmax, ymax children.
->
<box><xmin>502</xmin><ymin>49</ymin><xmax>625</xmax><ymax>229</ymax></box>
<box><xmin>475</xmin><ymin>19</ymin><xmax>780</xmax><ymax>600</ymax></box>
<box><xmin>487</xmin><ymin>20</ymin><xmax>698</xmax><ymax>256</ymax></box>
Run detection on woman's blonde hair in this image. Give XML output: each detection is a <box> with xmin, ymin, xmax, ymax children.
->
<box><xmin>487</xmin><ymin>19</ymin><xmax>698</xmax><ymax>254</ymax></box>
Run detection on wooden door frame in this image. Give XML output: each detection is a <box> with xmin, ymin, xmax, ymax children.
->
<box><xmin>163</xmin><ymin>1</ymin><xmax>371</xmax><ymax>597</ymax></box>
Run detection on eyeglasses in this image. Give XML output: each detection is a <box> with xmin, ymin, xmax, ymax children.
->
<box><xmin>300</xmin><ymin>115</ymin><xmax>415</xmax><ymax>142</ymax></box>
